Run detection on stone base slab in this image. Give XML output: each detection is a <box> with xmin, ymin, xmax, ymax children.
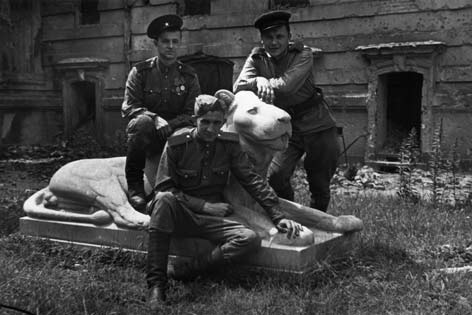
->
<box><xmin>19</xmin><ymin>216</ymin><xmax>358</xmax><ymax>274</ymax></box>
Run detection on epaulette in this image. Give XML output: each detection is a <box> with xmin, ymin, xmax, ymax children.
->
<box><xmin>251</xmin><ymin>46</ymin><xmax>266</xmax><ymax>56</ymax></box>
<box><xmin>134</xmin><ymin>58</ymin><xmax>155</xmax><ymax>72</ymax></box>
<box><xmin>289</xmin><ymin>40</ymin><xmax>304</xmax><ymax>52</ymax></box>
<box><xmin>168</xmin><ymin>132</ymin><xmax>192</xmax><ymax>146</ymax></box>
<box><xmin>177</xmin><ymin>62</ymin><xmax>197</xmax><ymax>76</ymax></box>
<box><xmin>217</xmin><ymin>132</ymin><xmax>239</xmax><ymax>142</ymax></box>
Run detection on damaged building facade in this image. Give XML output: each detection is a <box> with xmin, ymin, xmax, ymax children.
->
<box><xmin>0</xmin><ymin>0</ymin><xmax>471</xmax><ymax>164</ymax></box>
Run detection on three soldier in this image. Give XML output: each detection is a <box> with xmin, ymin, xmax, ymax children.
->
<box><xmin>122</xmin><ymin>11</ymin><xmax>338</xmax><ymax>310</ymax></box>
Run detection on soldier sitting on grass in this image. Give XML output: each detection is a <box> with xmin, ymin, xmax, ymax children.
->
<box><xmin>146</xmin><ymin>94</ymin><xmax>303</xmax><ymax>310</ymax></box>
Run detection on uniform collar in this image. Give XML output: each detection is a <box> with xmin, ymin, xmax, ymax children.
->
<box><xmin>192</xmin><ymin>128</ymin><xmax>221</xmax><ymax>146</ymax></box>
<box><xmin>156</xmin><ymin>57</ymin><xmax>177</xmax><ymax>73</ymax></box>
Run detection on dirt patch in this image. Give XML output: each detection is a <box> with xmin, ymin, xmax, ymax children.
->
<box><xmin>331</xmin><ymin>165</ymin><xmax>472</xmax><ymax>206</ymax></box>
<box><xmin>0</xmin><ymin>162</ymin><xmax>56</xmax><ymax>236</ymax></box>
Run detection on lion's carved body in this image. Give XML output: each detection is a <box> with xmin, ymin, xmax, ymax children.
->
<box><xmin>23</xmin><ymin>91</ymin><xmax>362</xmax><ymax>246</ymax></box>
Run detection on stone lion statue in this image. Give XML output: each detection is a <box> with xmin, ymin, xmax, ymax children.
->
<box><xmin>23</xmin><ymin>90</ymin><xmax>362</xmax><ymax>246</ymax></box>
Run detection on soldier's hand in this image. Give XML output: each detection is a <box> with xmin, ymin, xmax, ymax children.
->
<box><xmin>202</xmin><ymin>202</ymin><xmax>233</xmax><ymax>217</ymax></box>
<box><xmin>156</xmin><ymin>124</ymin><xmax>173</xmax><ymax>142</ymax></box>
<box><xmin>255</xmin><ymin>76</ymin><xmax>274</xmax><ymax>104</ymax></box>
<box><xmin>276</xmin><ymin>219</ymin><xmax>303</xmax><ymax>239</ymax></box>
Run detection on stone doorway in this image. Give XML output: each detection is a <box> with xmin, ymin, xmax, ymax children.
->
<box><xmin>356</xmin><ymin>41</ymin><xmax>445</xmax><ymax>161</ymax></box>
<box><xmin>63</xmin><ymin>78</ymin><xmax>103</xmax><ymax>141</ymax></box>
<box><xmin>68</xmin><ymin>81</ymin><xmax>96</xmax><ymax>134</ymax></box>
<box><xmin>378</xmin><ymin>72</ymin><xmax>423</xmax><ymax>155</ymax></box>
<box><xmin>55</xmin><ymin>57</ymin><xmax>108</xmax><ymax>144</ymax></box>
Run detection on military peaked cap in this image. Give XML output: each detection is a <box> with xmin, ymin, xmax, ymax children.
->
<box><xmin>254</xmin><ymin>10</ymin><xmax>291</xmax><ymax>32</ymax></box>
<box><xmin>147</xmin><ymin>14</ymin><xmax>183</xmax><ymax>39</ymax></box>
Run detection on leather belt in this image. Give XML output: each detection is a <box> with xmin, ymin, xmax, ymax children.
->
<box><xmin>289</xmin><ymin>87</ymin><xmax>324</xmax><ymax>118</ymax></box>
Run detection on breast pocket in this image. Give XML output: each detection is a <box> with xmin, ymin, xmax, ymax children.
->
<box><xmin>211</xmin><ymin>165</ymin><xmax>229</xmax><ymax>186</ymax></box>
<box><xmin>143</xmin><ymin>88</ymin><xmax>162</xmax><ymax>110</ymax></box>
<box><xmin>176</xmin><ymin>168</ymin><xmax>200</xmax><ymax>188</ymax></box>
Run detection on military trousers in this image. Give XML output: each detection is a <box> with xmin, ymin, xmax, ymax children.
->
<box><xmin>267</xmin><ymin>126</ymin><xmax>339</xmax><ymax>212</ymax></box>
<box><xmin>146</xmin><ymin>191</ymin><xmax>260</xmax><ymax>287</ymax></box>
<box><xmin>125</xmin><ymin>114</ymin><xmax>165</xmax><ymax>196</ymax></box>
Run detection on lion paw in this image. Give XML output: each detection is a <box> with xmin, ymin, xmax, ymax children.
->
<box><xmin>268</xmin><ymin>226</ymin><xmax>314</xmax><ymax>247</ymax></box>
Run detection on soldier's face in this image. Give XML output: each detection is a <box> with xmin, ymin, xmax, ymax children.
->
<box><xmin>155</xmin><ymin>31</ymin><xmax>181</xmax><ymax>63</ymax></box>
<box><xmin>196</xmin><ymin>111</ymin><xmax>226</xmax><ymax>142</ymax></box>
<box><xmin>260</xmin><ymin>25</ymin><xmax>291</xmax><ymax>58</ymax></box>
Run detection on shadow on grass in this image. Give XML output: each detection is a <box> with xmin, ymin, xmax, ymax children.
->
<box><xmin>173</xmin><ymin>239</ymin><xmax>427</xmax><ymax>295</ymax></box>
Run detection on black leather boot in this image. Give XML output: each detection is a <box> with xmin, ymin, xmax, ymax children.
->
<box><xmin>147</xmin><ymin>231</ymin><xmax>170</xmax><ymax>310</ymax></box>
<box><xmin>169</xmin><ymin>246</ymin><xmax>224</xmax><ymax>281</ymax></box>
<box><xmin>125</xmin><ymin>144</ymin><xmax>147</xmax><ymax>213</ymax></box>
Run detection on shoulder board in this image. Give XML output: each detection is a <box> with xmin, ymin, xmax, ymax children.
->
<box><xmin>251</xmin><ymin>46</ymin><xmax>266</xmax><ymax>56</ymax></box>
<box><xmin>168</xmin><ymin>132</ymin><xmax>192</xmax><ymax>146</ymax></box>
<box><xmin>289</xmin><ymin>40</ymin><xmax>304</xmax><ymax>52</ymax></box>
<box><xmin>217</xmin><ymin>132</ymin><xmax>239</xmax><ymax>142</ymax></box>
<box><xmin>134</xmin><ymin>57</ymin><xmax>155</xmax><ymax>72</ymax></box>
<box><xmin>177</xmin><ymin>62</ymin><xmax>197</xmax><ymax>75</ymax></box>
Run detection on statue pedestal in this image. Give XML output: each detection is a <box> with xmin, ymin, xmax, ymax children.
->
<box><xmin>19</xmin><ymin>216</ymin><xmax>358</xmax><ymax>274</ymax></box>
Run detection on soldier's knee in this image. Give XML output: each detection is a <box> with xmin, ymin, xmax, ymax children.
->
<box><xmin>149</xmin><ymin>192</ymin><xmax>178</xmax><ymax>233</ymax></box>
<box><xmin>134</xmin><ymin>114</ymin><xmax>154</xmax><ymax>125</ymax></box>
<box><xmin>126</xmin><ymin>115</ymin><xmax>155</xmax><ymax>137</ymax></box>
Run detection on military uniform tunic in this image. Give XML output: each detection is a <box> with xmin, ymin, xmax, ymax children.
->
<box><xmin>146</xmin><ymin>128</ymin><xmax>284</xmax><ymax>274</ymax></box>
<box><xmin>122</xmin><ymin>56</ymin><xmax>201</xmax><ymax>127</ymax></box>
<box><xmin>151</xmin><ymin>128</ymin><xmax>285</xmax><ymax>226</ymax></box>
<box><xmin>122</xmin><ymin>57</ymin><xmax>201</xmax><ymax>198</ymax></box>
<box><xmin>233</xmin><ymin>41</ymin><xmax>339</xmax><ymax>211</ymax></box>
<box><xmin>233</xmin><ymin>41</ymin><xmax>336</xmax><ymax>134</ymax></box>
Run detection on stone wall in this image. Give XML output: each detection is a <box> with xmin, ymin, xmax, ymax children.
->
<box><xmin>0</xmin><ymin>0</ymin><xmax>60</xmax><ymax>145</ymax></box>
<box><xmin>1</xmin><ymin>0</ymin><xmax>471</xmax><ymax>163</ymax></box>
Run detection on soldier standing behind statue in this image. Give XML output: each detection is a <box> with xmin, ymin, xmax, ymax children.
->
<box><xmin>121</xmin><ymin>14</ymin><xmax>201</xmax><ymax>212</ymax></box>
<box><xmin>233</xmin><ymin>11</ymin><xmax>338</xmax><ymax>212</ymax></box>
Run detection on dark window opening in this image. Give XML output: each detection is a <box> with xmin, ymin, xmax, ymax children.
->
<box><xmin>381</xmin><ymin>72</ymin><xmax>423</xmax><ymax>154</ymax></box>
<box><xmin>2</xmin><ymin>52</ymin><xmax>9</xmax><ymax>71</ymax></box>
<box><xmin>10</xmin><ymin>0</ymin><xmax>32</xmax><ymax>12</ymax></box>
<box><xmin>0</xmin><ymin>0</ymin><xmax>11</xmax><ymax>24</ymax></box>
<box><xmin>70</xmin><ymin>81</ymin><xmax>96</xmax><ymax>132</ymax></box>
<box><xmin>270</xmin><ymin>0</ymin><xmax>309</xmax><ymax>9</ymax></box>
<box><xmin>179</xmin><ymin>53</ymin><xmax>234</xmax><ymax>95</ymax></box>
<box><xmin>183</xmin><ymin>0</ymin><xmax>210</xmax><ymax>16</ymax></box>
<box><xmin>10</xmin><ymin>52</ymin><xmax>16</xmax><ymax>72</ymax></box>
<box><xmin>80</xmin><ymin>0</ymin><xmax>100</xmax><ymax>25</ymax></box>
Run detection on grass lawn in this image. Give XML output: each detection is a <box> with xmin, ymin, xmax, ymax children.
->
<box><xmin>0</xmin><ymin>161</ymin><xmax>471</xmax><ymax>315</ymax></box>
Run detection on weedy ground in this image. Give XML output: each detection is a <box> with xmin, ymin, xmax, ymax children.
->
<box><xmin>0</xmin><ymin>150</ymin><xmax>471</xmax><ymax>315</ymax></box>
